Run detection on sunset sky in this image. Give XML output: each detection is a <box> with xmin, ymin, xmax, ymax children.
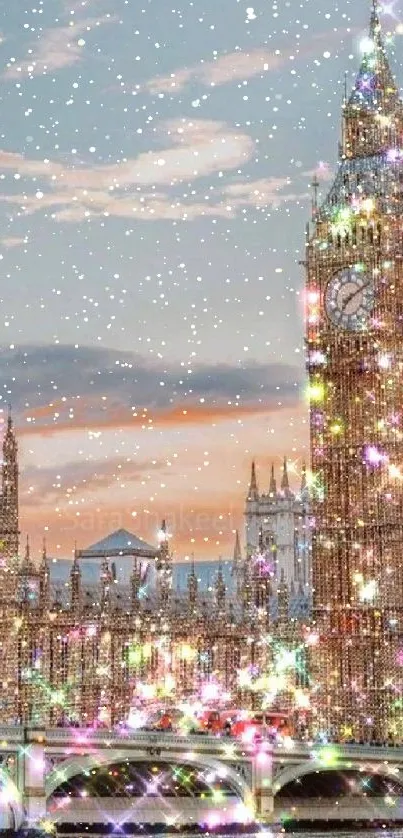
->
<box><xmin>0</xmin><ymin>0</ymin><xmax>400</xmax><ymax>560</ymax></box>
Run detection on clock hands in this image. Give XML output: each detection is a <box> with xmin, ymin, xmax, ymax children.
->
<box><xmin>340</xmin><ymin>278</ymin><xmax>372</xmax><ymax>314</ymax></box>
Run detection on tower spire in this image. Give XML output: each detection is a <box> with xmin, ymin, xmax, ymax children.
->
<box><xmin>157</xmin><ymin>518</ymin><xmax>172</xmax><ymax>610</ymax></box>
<box><xmin>346</xmin><ymin>2</ymin><xmax>398</xmax><ymax>115</ymax></box>
<box><xmin>281</xmin><ymin>456</ymin><xmax>290</xmax><ymax>494</ymax></box>
<box><xmin>215</xmin><ymin>558</ymin><xmax>226</xmax><ymax>612</ymax></box>
<box><xmin>187</xmin><ymin>553</ymin><xmax>198</xmax><ymax>608</ymax></box>
<box><xmin>70</xmin><ymin>550</ymin><xmax>81</xmax><ymax>613</ymax></box>
<box><xmin>371</xmin><ymin>0</ymin><xmax>379</xmax><ymax>28</ymax></box>
<box><xmin>269</xmin><ymin>464</ymin><xmax>277</xmax><ymax>496</ymax></box>
<box><xmin>233</xmin><ymin>529</ymin><xmax>242</xmax><ymax>563</ymax></box>
<box><xmin>40</xmin><ymin>536</ymin><xmax>50</xmax><ymax>607</ymax></box>
<box><xmin>248</xmin><ymin>460</ymin><xmax>258</xmax><ymax>498</ymax></box>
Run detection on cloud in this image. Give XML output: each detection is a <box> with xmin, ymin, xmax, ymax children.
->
<box><xmin>4</xmin><ymin>14</ymin><xmax>115</xmax><ymax>78</ymax></box>
<box><xmin>146</xmin><ymin>28</ymin><xmax>357</xmax><ymax>94</ymax></box>
<box><xmin>22</xmin><ymin>456</ymin><xmax>165</xmax><ymax>506</ymax></box>
<box><xmin>0</xmin><ymin>236</ymin><xmax>26</xmax><ymax>248</ymax></box>
<box><xmin>0</xmin><ymin>121</ymin><xmax>312</xmax><ymax>224</ymax></box>
<box><xmin>0</xmin><ymin>120</ymin><xmax>252</xmax><ymax>188</ymax></box>
<box><xmin>0</xmin><ymin>343</ymin><xmax>303</xmax><ymax>434</ymax></box>
<box><xmin>20</xmin><ymin>402</ymin><xmax>297</xmax><ymax>438</ymax></box>
<box><xmin>0</xmin><ymin>119</ymin><xmax>291</xmax><ymax>222</ymax></box>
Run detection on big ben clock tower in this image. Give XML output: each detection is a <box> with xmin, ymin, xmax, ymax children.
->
<box><xmin>307</xmin><ymin>2</ymin><xmax>403</xmax><ymax>740</ymax></box>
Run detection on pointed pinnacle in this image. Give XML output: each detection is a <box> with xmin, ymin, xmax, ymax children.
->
<box><xmin>371</xmin><ymin>0</ymin><xmax>379</xmax><ymax>26</ymax></box>
<box><xmin>233</xmin><ymin>529</ymin><xmax>242</xmax><ymax>562</ymax></box>
<box><xmin>281</xmin><ymin>456</ymin><xmax>290</xmax><ymax>491</ymax></box>
<box><xmin>249</xmin><ymin>460</ymin><xmax>257</xmax><ymax>492</ymax></box>
<box><xmin>269</xmin><ymin>463</ymin><xmax>277</xmax><ymax>495</ymax></box>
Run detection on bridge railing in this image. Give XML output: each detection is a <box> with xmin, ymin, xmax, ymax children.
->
<box><xmin>273</xmin><ymin>797</ymin><xmax>403</xmax><ymax>820</ymax></box>
<box><xmin>0</xmin><ymin>726</ymin><xmax>403</xmax><ymax>762</ymax></box>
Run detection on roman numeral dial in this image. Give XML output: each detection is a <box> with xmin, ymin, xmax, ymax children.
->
<box><xmin>325</xmin><ymin>266</ymin><xmax>375</xmax><ymax>331</ymax></box>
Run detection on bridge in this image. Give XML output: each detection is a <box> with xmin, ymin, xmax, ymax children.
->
<box><xmin>0</xmin><ymin>728</ymin><xmax>402</xmax><ymax>830</ymax></box>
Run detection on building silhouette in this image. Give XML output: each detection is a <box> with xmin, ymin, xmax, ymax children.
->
<box><xmin>306</xmin><ymin>2</ymin><xmax>403</xmax><ymax>740</ymax></box>
<box><xmin>0</xmin><ymin>415</ymin><xmax>308</xmax><ymax>727</ymax></box>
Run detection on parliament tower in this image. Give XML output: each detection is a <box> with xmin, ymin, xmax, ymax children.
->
<box><xmin>307</xmin><ymin>2</ymin><xmax>403</xmax><ymax>740</ymax></box>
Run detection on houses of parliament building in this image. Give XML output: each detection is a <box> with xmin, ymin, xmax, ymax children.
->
<box><xmin>0</xmin><ymin>411</ymin><xmax>310</xmax><ymax>727</ymax></box>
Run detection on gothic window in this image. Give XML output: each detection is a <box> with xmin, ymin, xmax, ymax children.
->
<box><xmin>198</xmin><ymin>649</ymin><xmax>212</xmax><ymax>678</ymax></box>
<box><xmin>60</xmin><ymin>637</ymin><xmax>68</xmax><ymax>680</ymax></box>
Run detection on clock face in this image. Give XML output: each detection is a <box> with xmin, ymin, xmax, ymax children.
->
<box><xmin>325</xmin><ymin>267</ymin><xmax>375</xmax><ymax>331</ymax></box>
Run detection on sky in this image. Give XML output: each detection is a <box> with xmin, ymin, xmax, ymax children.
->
<box><xmin>0</xmin><ymin>0</ymin><xmax>401</xmax><ymax>561</ymax></box>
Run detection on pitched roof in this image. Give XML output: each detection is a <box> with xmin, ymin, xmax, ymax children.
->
<box><xmin>77</xmin><ymin>528</ymin><xmax>158</xmax><ymax>559</ymax></box>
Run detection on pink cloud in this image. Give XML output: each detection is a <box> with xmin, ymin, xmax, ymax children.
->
<box><xmin>146</xmin><ymin>28</ymin><xmax>357</xmax><ymax>94</ymax></box>
<box><xmin>0</xmin><ymin>119</ymin><xmax>253</xmax><ymax>187</ymax></box>
<box><xmin>147</xmin><ymin>27</ymin><xmax>354</xmax><ymax>94</ymax></box>
<box><xmin>4</xmin><ymin>14</ymin><xmax>115</xmax><ymax>78</ymax></box>
<box><xmin>0</xmin><ymin>128</ymin><xmax>309</xmax><ymax>223</ymax></box>
<box><xmin>0</xmin><ymin>236</ymin><xmax>26</xmax><ymax>248</ymax></box>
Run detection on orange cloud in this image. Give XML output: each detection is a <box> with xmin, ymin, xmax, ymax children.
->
<box><xmin>20</xmin><ymin>397</ymin><xmax>300</xmax><ymax>437</ymax></box>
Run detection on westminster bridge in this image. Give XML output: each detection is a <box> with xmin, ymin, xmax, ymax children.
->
<box><xmin>0</xmin><ymin>728</ymin><xmax>403</xmax><ymax>830</ymax></box>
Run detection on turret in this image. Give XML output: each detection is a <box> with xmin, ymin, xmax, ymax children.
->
<box><xmin>130</xmin><ymin>557</ymin><xmax>142</xmax><ymax>609</ymax></box>
<box><xmin>0</xmin><ymin>406</ymin><xmax>19</xmax><ymax>566</ymax></box>
<box><xmin>269</xmin><ymin>464</ymin><xmax>277</xmax><ymax>498</ymax></box>
<box><xmin>233</xmin><ymin>529</ymin><xmax>242</xmax><ymax>563</ymax></box>
<box><xmin>280</xmin><ymin>456</ymin><xmax>292</xmax><ymax>497</ymax></box>
<box><xmin>21</xmin><ymin>535</ymin><xmax>31</xmax><ymax>572</ymax></box>
<box><xmin>187</xmin><ymin>554</ymin><xmax>198</xmax><ymax>609</ymax></box>
<box><xmin>100</xmin><ymin>556</ymin><xmax>112</xmax><ymax>613</ymax></box>
<box><xmin>156</xmin><ymin>519</ymin><xmax>172</xmax><ymax>610</ymax></box>
<box><xmin>18</xmin><ymin>535</ymin><xmax>38</xmax><ymax>605</ymax></box>
<box><xmin>247</xmin><ymin>461</ymin><xmax>258</xmax><ymax>500</ymax></box>
<box><xmin>70</xmin><ymin>549</ymin><xmax>82</xmax><ymax>614</ymax></box>
<box><xmin>215</xmin><ymin>560</ymin><xmax>226</xmax><ymax>613</ymax></box>
<box><xmin>39</xmin><ymin>537</ymin><xmax>50</xmax><ymax>608</ymax></box>
<box><xmin>245</xmin><ymin>461</ymin><xmax>260</xmax><ymax>555</ymax></box>
<box><xmin>232</xmin><ymin>529</ymin><xmax>244</xmax><ymax>596</ymax></box>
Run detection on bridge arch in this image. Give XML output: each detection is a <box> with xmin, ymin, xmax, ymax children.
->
<box><xmin>273</xmin><ymin>760</ymin><xmax>403</xmax><ymax>796</ymax></box>
<box><xmin>46</xmin><ymin>751</ymin><xmax>254</xmax><ymax>808</ymax></box>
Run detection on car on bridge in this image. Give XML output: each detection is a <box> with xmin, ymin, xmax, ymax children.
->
<box><xmin>141</xmin><ymin>707</ymin><xmax>208</xmax><ymax>735</ymax></box>
<box><xmin>231</xmin><ymin>710</ymin><xmax>293</xmax><ymax>743</ymax></box>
